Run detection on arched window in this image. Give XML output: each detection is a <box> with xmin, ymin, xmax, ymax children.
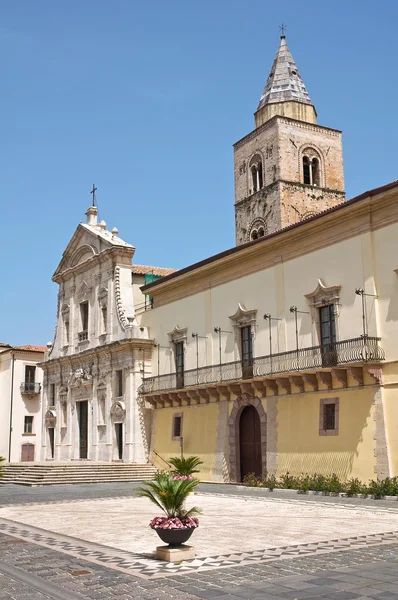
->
<box><xmin>303</xmin><ymin>156</ymin><xmax>311</xmax><ymax>185</ymax></box>
<box><xmin>249</xmin><ymin>219</ymin><xmax>267</xmax><ymax>242</ymax></box>
<box><xmin>249</xmin><ymin>154</ymin><xmax>264</xmax><ymax>194</ymax></box>
<box><xmin>302</xmin><ymin>151</ymin><xmax>322</xmax><ymax>186</ymax></box>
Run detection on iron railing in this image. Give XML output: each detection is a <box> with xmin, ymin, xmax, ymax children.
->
<box><xmin>138</xmin><ymin>336</ymin><xmax>385</xmax><ymax>395</ymax></box>
<box><xmin>20</xmin><ymin>382</ymin><xmax>41</xmax><ymax>395</ymax></box>
<box><xmin>78</xmin><ymin>331</ymin><xmax>88</xmax><ymax>342</ymax></box>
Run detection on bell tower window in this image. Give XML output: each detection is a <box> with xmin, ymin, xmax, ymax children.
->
<box><xmin>302</xmin><ymin>153</ymin><xmax>321</xmax><ymax>186</ymax></box>
<box><xmin>249</xmin><ymin>154</ymin><xmax>264</xmax><ymax>194</ymax></box>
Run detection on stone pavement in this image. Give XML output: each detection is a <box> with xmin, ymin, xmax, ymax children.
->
<box><xmin>1</xmin><ymin>484</ymin><xmax>398</xmax><ymax>598</ymax></box>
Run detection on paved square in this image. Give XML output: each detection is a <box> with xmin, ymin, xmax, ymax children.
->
<box><xmin>1</xmin><ymin>492</ymin><xmax>398</xmax><ymax>557</ymax></box>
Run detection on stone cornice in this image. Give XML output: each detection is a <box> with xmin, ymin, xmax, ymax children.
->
<box><xmin>235</xmin><ymin>180</ymin><xmax>345</xmax><ymax>208</ymax></box>
<box><xmin>234</xmin><ymin>115</ymin><xmax>342</xmax><ymax>150</ymax></box>
<box><xmin>39</xmin><ymin>337</ymin><xmax>154</xmax><ymax>370</ymax></box>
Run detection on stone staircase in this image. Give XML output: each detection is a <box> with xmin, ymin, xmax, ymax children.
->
<box><xmin>0</xmin><ymin>462</ymin><xmax>157</xmax><ymax>486</ymax></box>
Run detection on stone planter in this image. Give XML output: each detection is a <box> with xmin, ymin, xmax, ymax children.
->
<box><xmin>154</xmin><ymin>527</ymin><xmax>196</xmax><ymax>547</ymax></box>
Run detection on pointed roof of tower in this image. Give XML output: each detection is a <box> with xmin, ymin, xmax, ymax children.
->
<box><xmin>257</xmin><ymin>35</ymin><xmax>313</xmax><ymax>110</ymax></box>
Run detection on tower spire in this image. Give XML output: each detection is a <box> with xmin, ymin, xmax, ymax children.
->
<box><xmin>255</xmin><ymin>32</ymin><xmax>317</xmax><ymax>127</ymax></box>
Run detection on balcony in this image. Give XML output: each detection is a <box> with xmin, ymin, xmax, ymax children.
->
<box><xmin>20</xmin><ymin>382</ymin><xmax>41</xmax><ymax>395</ymax></box>
<box><xmin>78</xmin><ymin>330</ymin><xmax>89</xmax><ymax>342</ymax></box>
<box><xmin>139</xmin><ymin>337</ymin><xmax>385</xmax><ymax>405</ymax></box>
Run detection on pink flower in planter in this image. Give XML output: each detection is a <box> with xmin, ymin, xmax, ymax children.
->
<box><xmin>149</xmin><ymin>516</ymin><xmax>199</xmax><ymax>530</ymax></box>
<box><xmin>172</xmin><ymin>475</ymin><xmax>194</xmax><ymax>480</ymax></box>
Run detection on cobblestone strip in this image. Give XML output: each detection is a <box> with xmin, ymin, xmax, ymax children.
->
<box><xmin>2</xmin><ymin>531</ymin><xmax>398</xmax><ymax>599</ymax></box>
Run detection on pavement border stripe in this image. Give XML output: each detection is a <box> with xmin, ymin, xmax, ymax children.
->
<box><xmin>0</xmin><ymin>560</ymin><xmax>86</xmax><ymax>600</ymax></box>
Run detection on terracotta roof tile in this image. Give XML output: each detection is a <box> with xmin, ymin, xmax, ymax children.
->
<box><xmin>132</xmin><ymin>264</ymin><xmax>177</xmax><ymax>276</ymax></box>
<box><xmin>13</xmin><ymin>345</ymin><xmax>47</xmax><ymax>352</ymax></box>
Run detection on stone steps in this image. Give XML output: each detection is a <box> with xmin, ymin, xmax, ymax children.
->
<box><xmin>1</xmin><ymin>463</ymin><xmax>157</xmax><ymax>486</ymax></box>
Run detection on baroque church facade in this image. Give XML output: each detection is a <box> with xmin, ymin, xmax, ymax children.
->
<box><xmin>40</xmin><ymin>205</ymin><xmax>173</xmax><ymax>462</ymax></box>
<box><xmin>42</xmin><ymin>34</ymin><xmax>398</xmax><ymax>483</ymax></box>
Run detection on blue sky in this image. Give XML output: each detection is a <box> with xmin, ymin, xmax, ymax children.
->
<box><xmin>0</xmin><ymin>0</ymin><xmax>397</xmax><ymax>345</ymax></box>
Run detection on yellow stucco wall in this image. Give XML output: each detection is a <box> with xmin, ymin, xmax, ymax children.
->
<box><xmin>383</xmin><ymin>386</ymin><xmax>398</xmax><ymax>476</ymax></box>
<box><xmin>276</xmin><ymin>388</ymin><xmax>376</xmax><ymax>481</ymax></box>
<box><xmin>152</xmin><ymin>404</ymin><xmax>219</xmax><ymax>481</ymax></box>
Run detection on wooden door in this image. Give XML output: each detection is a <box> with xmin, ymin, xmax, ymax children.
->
<box><xmin>78</xmin><ymin>401</ymin><xmax>88</xmax><ymax>459</ymax></box>
<box><xmin>239</xmin><ymin>405</ymin><xmax>262</xmax><ymax>480</ymax></box>
<box><xmin>21</xmin><ymin>443</ymin><xmax>35</xmax><ymax>462</ymax></box>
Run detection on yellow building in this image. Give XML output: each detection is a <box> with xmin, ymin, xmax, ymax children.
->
<box><xmin>137</xmin><ymin>35</ymin><xmax>398</xmax><ymax>484</ymax></box>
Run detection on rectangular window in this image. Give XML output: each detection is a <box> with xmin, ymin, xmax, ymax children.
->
<box><xmin>319</xmin><ymin>398</ymin><xmax>339</xmax><ymax>436</ymax></box>
<box><xmin>241</xmin><ymin>325</ymin><xmax>253</xmax><ymax>378</ymax></box>
<box><xmin>80</xmin><ymin>302</ymin><xmax>89</xmax><ymax>332</ymax></box>
<box><xmin>319</xmin><ymin>304</ymin><xmax>337</xmax><ymax>366</ymax></box>
<box><xmin>50</xmin><ymin>383</ymin><xmax>55</xmax><ymax>405</ymax></box>
<box><xmin>115</xmin><ymin>370</ymin><xmax>123</xmax><ymax>397</ymax></box>
<box><xmin>64</xmin><ymin>320</ymin><xmax>70</xmax><ymax>345</ymax></box>
<box><xmin>175</xmin><ymin>342</ymin><xmax>184</xmax><ymax>389</ymax></box>
<box><xmin>25</xmin><ymin>365</ymin><xmax>36</xmax><ymax>383</ymax></box>
<box><xmin>101</xmin><ymin>307</ymin><xmax>107</xmax><ymax>334</ymax></box>
<box><xmin>24</xmin><ymin>416</ymin><xmax>33</xmax><ymax>434</ymax></box>
<box><xmin>172</xmin><ymin>413</ymin><xmax>183</xmax><ymax>439</ymax></box>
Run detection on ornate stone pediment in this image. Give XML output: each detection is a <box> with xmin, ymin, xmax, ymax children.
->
<box><xmin>229</xmin><ymin>303</ymin><xmax>257</xmax><ymax>326</ymax></box>
<box><xmin>77</xmin><ymin>281</ymin><xmax>91</xmax><ymax>302</ymax></box>
<box><xmin>98</xmin><ymin>287</ymin><xmax>108</xmax><ymax>309</ymax></box>
<box><xmin>110</xmin><ymin>400</ymin><xmax>126</xmax><ymax>421</ymax></box>
<box><xmin>305</xmin><ymin>279</ymin><xmax>341</xmax><ymax>307</ymax></box>
<box><xmin>168</xmin><ymin>326</ymin><xmax>188</xmax><ymax>343</ymax></box>
<box><xmin>45</xmin><ymin>409</ymin><xmax>56</xmax><ymax>427</ymax></box>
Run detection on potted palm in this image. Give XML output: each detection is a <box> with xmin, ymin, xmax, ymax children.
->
<box><xmin>138</xmin><ymin>473</ymin><xmax>201</xmax><ymax>547</ymax></box>
<box><xmin>168</xmin><ymin>455</ymin><xmax>203</xmax><ymax>479</ymax></box>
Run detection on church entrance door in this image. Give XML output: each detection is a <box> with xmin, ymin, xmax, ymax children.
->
<box><xmin>48</xmin><ymin>428</ymin><xmax>55</xmax><ymax>459</ymax></box>
<box><xmin>115</xmin><ymin>423</ymin><xmax>123</xmax><ymax>460</ymax></box>
<box><xmin>239</xmin><ymin>405</ymin><xmax>262</xmax><ymax>480</ymax></box>
<box><xmin>78</xmin><ymin>401</ymin><xmax>88</xmax><ymax>459</ymax></box>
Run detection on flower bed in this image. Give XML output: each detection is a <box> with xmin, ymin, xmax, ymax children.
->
<box><xmin>243</xmin><ymin>472</ymin><xmax>398</xmax><ymax>499</ymax></box>
<box><xmin>149</xmin><ymin>516</ymin><xmax>199</xmax><ymax>530</ymax></box>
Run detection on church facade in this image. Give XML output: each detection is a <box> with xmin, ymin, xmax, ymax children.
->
<box><xmin>40</xmin><ymin>205</ymin><xmax>174</xmax><ymax>463</ymax></box>
<box><xmin>138</xmin><ymin>35</ymin><xmax>398</xmax><ymax>483</ymax></box>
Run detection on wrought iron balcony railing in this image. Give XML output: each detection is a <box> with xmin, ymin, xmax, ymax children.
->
<box><xmin>139</xmin><ymin>336</ymin><xmax>385</xmax><ymax>395</ymax></box>
<box><xmin>20</xmin><ymin>382</ymin><xmax>41</xmax><ymax>395</ymax></box>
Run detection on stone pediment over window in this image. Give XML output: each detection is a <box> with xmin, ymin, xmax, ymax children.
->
<box><xmin>98</xmin><ymin>287</ymin><xmax>108</xmax><ymax>309</ymax></box>
<box><xmin>110</xmin><ymin>400</ymin><xmax>126</xmax><ymax>421</ymax></box>
<box><xmin>168</xmin><ymin>326</ymin><xmax>188</xmax><ymax>343</ymax></box>
<box><xmin>229</xmin><ymin>304</ymin><xmax>257</xmax><ymax>327</ymax></box>
<box><xmin>77</xmin><ymin>281</ymin><xmax>92</xmax><ymax>302</ymax></box>
<box><xmin>305</xmin><ymin>279</ymin><xmax>341</xmax><ymax>307</ymax></box>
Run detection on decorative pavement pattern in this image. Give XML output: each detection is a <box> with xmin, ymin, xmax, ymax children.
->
<box><xmin>1</xmin><ymin>516</ymin><xmax>398</xmax><ymax>580</ymax></box>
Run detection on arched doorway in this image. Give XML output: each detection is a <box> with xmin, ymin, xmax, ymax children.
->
<box><xmin>239</xmin><ymin>405</ymin><xmax>262</xmax><ymax>479</ymax></box>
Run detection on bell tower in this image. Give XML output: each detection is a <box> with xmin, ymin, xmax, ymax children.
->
<box><xmin>234</xmin><ymin>32</ymin><xmax>345</xmax><ymax>245</ymax></box>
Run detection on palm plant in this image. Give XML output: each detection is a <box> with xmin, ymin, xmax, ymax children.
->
<box><xmin>168</xmin><ymin>455</ymin><xmax>203</xmax><ymax>477</ymax></box>
<box><xmin>138</xmin><ymin>473</ymin><xmax>201</xmax><ymax>519</ymax></box>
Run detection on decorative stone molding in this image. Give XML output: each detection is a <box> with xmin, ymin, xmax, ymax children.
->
<box><xmin>229</xmin><ymin>304</ymin><xmax>257</xmax><ymax>327</ymax></box>
<box><xmin>168</xmin><ymin>326</ymin><xmax>188</xmax><ymax>344</ymax></box>
<box><xmin>45</xmin><ymin>409</ymin><xmax>56</xmax><ymax>427</ymax></box>
<box><xmin>68</xmin><ymin>367</ymin><xmax>92</xmax><ymax>388</ymax></box>
<box><xmin>110</xmin><ymin>400</ymin><xmax>126</xmax><ymax>422</ymax></box>
<box><xmin>228</xmin><ymin>394</ymin><xmax>267</xmax><ymax>483</ymax></box>
<box><xmin>77</xmin><ymin>281</ymin><xmax>92</xmax><ymax>302</ymax></box>
<box><xmin>98</xmin><ymin>287</ymin><xmax>108</xmax><ymax>309</ymax></box>
<box><xmin>114</xmin><ymin>266</ymin><xmax>134</xmax><ymax>330</ymax></box>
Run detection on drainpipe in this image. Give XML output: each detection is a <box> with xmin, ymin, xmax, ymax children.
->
<box><xmin>8</xmin><ymin>351</ymin><xmax>15</xmax><ymax>463</ymax></box>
